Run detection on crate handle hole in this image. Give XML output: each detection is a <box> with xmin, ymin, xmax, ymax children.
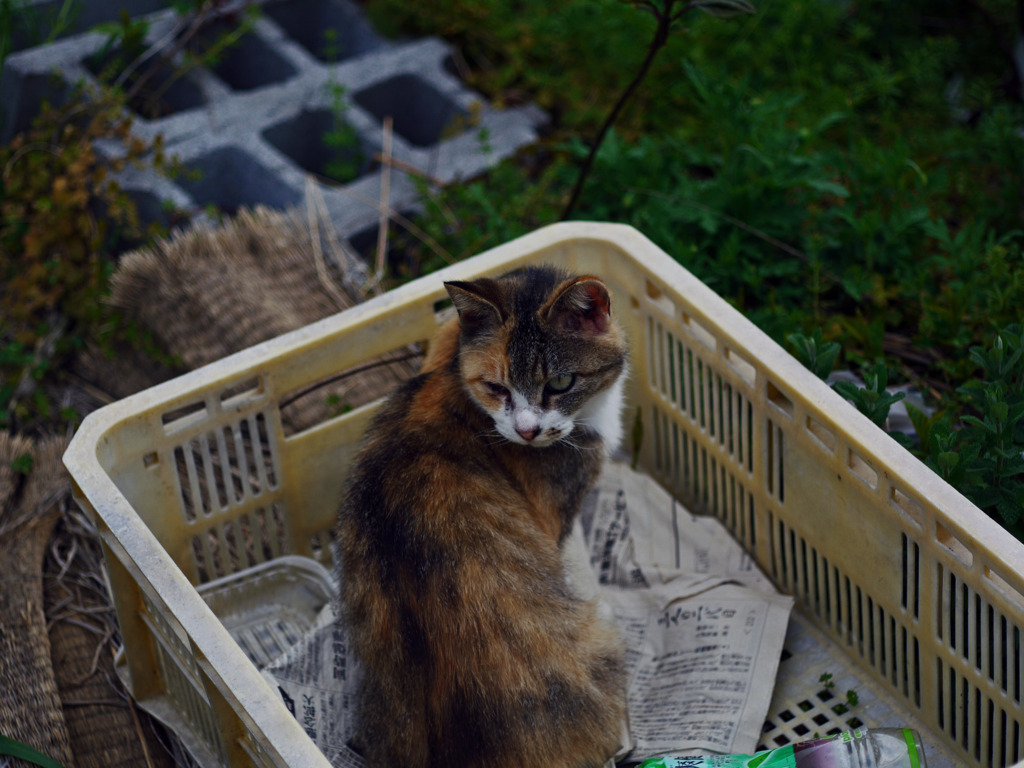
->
<box><xmin>847</xmin><ymin>448</ymin><xmax>878</xmax><ymax>489</ymax></box>
<box><xmin>683</xmin><ymin>312</ymin><xmax>716</xmax><ymax>351</ymax></box>
<box><xmin>805</xmin><ymin>415</ymin><xmax>836</xmax><ymax>453</ymax></box>
<box><xmin>936</xmin><ymin>520</ymin><xmax>973</xmax><ymax>567</ymax></box>
<box><xmin>161</xmin><ymin>400</ymin><xmax>209</xmax><ymax>433</ymax></box>
<box><xmin>889</xmin><ymin>486</ymin><xmax>924</xmax><ymax>528</ymax></box>
<box><xmin>645</xmin><ymin>280</ymin><xmax>676</xmax><ymax>318</ymax></box>
<box><xmin>984</xmin><ymin>565</ymin><xmax>1024</xmax><ymax>606</ymax></box>
<box><xmin>767</xmin><ymin>380</ymin><xmax>794</xmax><ymax>418</ymax></box>
<box><xmin>725</xmin><ymin>346</ymin><xmax>756</xmax><ymax>387</ymax></box>
<box><xmin>220</xmin><ymin>376</ymin><xmax>264</xmax><ymax>407</ymax></box>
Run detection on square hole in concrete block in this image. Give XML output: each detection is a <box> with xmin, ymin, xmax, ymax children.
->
<box><xmin>191</xmin><ymin>19</ymin><xmax>296</xmax><ymax>91</ymax></box>
<box><xmin>131</xmin><ymin>189</ymin><xmax>191</xmax><ymax>231</ymax></box>
<box><xmin>109</xmin><ymin>190</ymin><xmax>191</xmax><ymax>254</ymax></box>
<box><xmin>85</xmin><ymin>47</ymin><xmax>205</xmax><ymax>119</ymax></box>
<box><xmin>179</xmin><ymin>147</ymin><xmax>302</xmax><ymax>214</ymax></box>
<box><xmin>347</xmin><ymin>214</ymin><xmax>447</xmax><ymax>281</ymax></box>
<box><xmin>264</xmin><ymin>0</ymin><xmax>383</xmax><ymax>63</ymax></box>
<box><xmin>262</xmin><ymin>107</ymin><xmax>374</xmax><ymax>185</ymax></box>
<box><xmin>1</xmin><ymin>72</ymin><xmax>71</xmax><ymax>142</ymax></box>
<box><xmin>8</xmin><ymin>0</ymin><xmax>168</xmax><ymax>54</ymax></box>
<box><xmin>354</xmin><ymin>74</ymin><xmax>468</xmax><ymax>148</ymax></box>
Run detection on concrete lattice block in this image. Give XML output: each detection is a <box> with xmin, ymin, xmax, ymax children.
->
<box><xmin>1</xmin><ymin>0</ymin><xmax>546</xmax><ymax>248</ymax></box>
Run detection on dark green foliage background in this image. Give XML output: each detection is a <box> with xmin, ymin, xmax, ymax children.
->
<box><xmin>368</xmin><ymin>0</ymin><xmax>1024</xmax><ymax>535</ymax></box>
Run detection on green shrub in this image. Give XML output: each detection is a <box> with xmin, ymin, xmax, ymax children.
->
<box><xmin>921</xmin><ymin>325</ymin><xmax>1024</xmax><ymax>534</ymax></box>
<box><xmin>0</xmin><ymin>88</ymin><xmax>171</xmax><ymax>431</ymax></box>
<box><xmin>368</xmin><ymin>0</ymin><xmax>1024</xmax><ymax>537</ymax></box>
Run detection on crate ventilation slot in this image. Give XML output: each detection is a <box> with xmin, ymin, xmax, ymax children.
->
<box><xmin>767</xmin><ymin>419</ymin><xmax>785</xmax><ymax>503</ymax></box>
<box><xmin>937</xmin><ymin>655</ymin><xmax>1023</xmax><ymax>767</ymax></box>
<box><xmin>766</xmin><ymin>380</ymin><xmax>794</xmax><ymax>418</ymax></box>
<box><xmin>772</xmin><ymin>516</ymin><xmax>923</xmax><ymax>706</ymax></box>
<box><xmin>651</xmin><ymin>403</ymin><xmax>756</xmax><ymax>550</ymax></box>
<box><xmin>939</xmin><ymin>565</ymin><xmax>1022</xmax><ymax>704</ymax></box>
<box><xmin>805</xmin><ymin>415</ymin><xmax>837</xmax><ymax>454</ymax></box>
<box><xmin>647</xmin><ymin>319</ymin><xmax>754</xmax><ymax>475</ymax></box>
<box><xmin>901</xmin><ymin>533</ymin><xmax>921</xmax><ymax>620</ymax></box>
<box><xmin>173</xmin><ymin>413</ymin><xmax>278</xmax><ymax>521</ymax></box>
<box><xmin>153</xmin><ymin>636</ymin><xmax>228</xmax><ymax>764</ymax></box>
<box><xmin>191</xmin><ymin>503</ymin><xmax>289</xmax><ymax>584</ymax></box>
<box><xmin>219</xmin><ymin>376</ymin><xmax>265</xmax><ymax>408</ymax></box>
<box><xmin>645</xmin><ymin>279</ymin><xmax>675</xmax><ymax>318</ymax></box>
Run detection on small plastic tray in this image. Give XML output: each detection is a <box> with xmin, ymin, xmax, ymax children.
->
<box><xmin>197</xmin><ymin>556</ymin><xmax>333</xmax><ymax>669</ymax></box>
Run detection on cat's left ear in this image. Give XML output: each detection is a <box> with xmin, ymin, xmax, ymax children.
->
<box><xmin>544</xmin><ymin>276</ymin><xmax>612</xmax><ymax>334</ymax></box>
<box><xmin>444</xmin><ymin>278</ymin><xmax>507</xmax><ymax>336</ymax></box>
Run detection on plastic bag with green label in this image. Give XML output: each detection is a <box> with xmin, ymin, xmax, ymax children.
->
<box><xmin>638</xmin><ymin>728</ymin><xmax>926</xmax><ymax>768</ymax></box>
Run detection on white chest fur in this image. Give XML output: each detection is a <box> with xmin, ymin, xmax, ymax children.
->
<box><xmin>578</xmin><ymin>367</ymin><xmax>627</xmax><ymax>454</ymax></box>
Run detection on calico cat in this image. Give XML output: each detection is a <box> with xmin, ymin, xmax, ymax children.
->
<box><xmin>334</xmin><ymin>265</ymin><xmax>628</xmax><ymax>768</ymax></box>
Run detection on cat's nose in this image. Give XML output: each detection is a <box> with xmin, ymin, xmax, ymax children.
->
<box><xmin>516</xmin><ymin>426</ymin><xmax>541</xmax><ymax>442</ymax></box>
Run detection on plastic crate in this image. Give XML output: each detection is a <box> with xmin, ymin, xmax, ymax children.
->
<box><xmin>64</xmin><ymin>222</ymin><xmax>1024</xmax><ymax>768</ymax></box>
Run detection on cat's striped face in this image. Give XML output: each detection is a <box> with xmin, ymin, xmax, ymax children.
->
<box><xmin>445</xmin><ymin>266</ymin><xmax>627</xmax><ymax>449</ymax></box>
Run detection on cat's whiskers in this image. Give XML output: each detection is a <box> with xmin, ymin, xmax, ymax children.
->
<box><xmin>554</xmin><ymin>430</ymin><xmax>589</xmax><ymax>456</ymax></box>
<box><xmin>480</xmin><ymin>424</ymin><xmax>511</xmax><ymax>447</ymax></box>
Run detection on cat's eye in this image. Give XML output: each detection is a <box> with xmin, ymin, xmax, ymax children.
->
<box><xmin>485</xmin><ymin>381</ymin><xmax>510</xmax><ymax>398</ymax></box>
<box><xmin>545</xmin><ymin>373</ymin><xmax>575</xmax><ymax>394</ymax></box>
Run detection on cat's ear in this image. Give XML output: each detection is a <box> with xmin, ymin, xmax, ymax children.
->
<box><xmin>544</xmin><ymin>276</ymin><xmax>612</xmax><ymax>334</ymax></box>
<box><xmin>445</xmin><ymin>279</ymin><xmax>507</xmax><ymax>336</ymax></box>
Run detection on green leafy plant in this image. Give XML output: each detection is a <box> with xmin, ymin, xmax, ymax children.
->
<box><xmin>923</xmin><ymin>324</ymin><xmax>1024</xmax><ymax>533</ymax></box>
<box><xmin>323</xmin><ymin>84</ymin><xmax>365</xmax><ymax>184</ymax></box>
<box><xmin>818</xmin><ymin>672</ymin><xmax>860</xmax><ymax>713</ymax></box>
<box><xmin>0</xmin><ymin>0</ymin><xmax>78</xmax><ymax>66</ymax></box>
<box><xmin>832</xmin><ymin>362</ymin><xmax>907</xmax><ymax>431</ymax></box>
<box><xmin>561</xmin><ymin>0</ymin><xmax>755</xmax><ymax>219</ymax></box>
<box><xmin>0</xmin><ymin>87</ymin><xmax>172</xmax><ymax>431</ymax></box>
<box><xmin>788</xmin><ymin>328</ymin><xmax>840</xmax><ymax>380</ymax></box>
<box><xmin>0</xmin><ymin>733</ymin><xmax>64</xmax><ymax>768</ymax></box>
<box><xmin>318</xmin><ymin>29</ymin><xmax>369</xmax><ymax>184</ymax></box>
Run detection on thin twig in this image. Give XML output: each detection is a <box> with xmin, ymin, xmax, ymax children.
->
<box><xmin>561</xmin><ymin>1</ymin><xmax>676</xmax><ymax>220</ymax></box>
<box><xmin>54</xmin><ymin>536</ymin><xmax>79</xmax><ymax>582</ymax></box>
<box><xmin>124</xmin><ymin>4</ymin><xmax>212</xmax><ymax>106</ymax></box>
<box><xmin>561</xmin><ymin>0</ymin><xmax>754</xmax><ymax>220</ymax></box>
<box><xmin>62</xmin><ymin>699</ymin><xmax>129</xmax><ymax>708</ymax></box>
<box><xmin>304</xmin><ymin>177</ymin><xmax>349</xmax><ymax>310</ymax></box>
<box><xmin>375</xmin><ymin>116</ymin><xmax>394</xmax><ymax>289</ymax></box>
<box><xmin>142</xmin><ymin>13</ymin><xmax>253</xmax><ymax>114</ymax></box>
<box><xmin>372</xmin><ymin>152</ymin><xmax>446</xmax><ymax>187</ymax></box>
<box><xmin>128</xmin><ymin>691</ymin><xmax>158</xmax><ymax>768</ymax></box>
<box><xmin>338</xmin><ymin>186</ymin><xmax>456</xmax><ymax>267</ymax></box>
<box><xmin>3</xmin><ymin>142</ymin><xmax>60</xmax><ymax>179</ymax></box>
<box><xmin>58</xmin><ymin>616</ymin><xmax>111</xmax><ymax>637</ymax></box>
<box><xmin>67</xmin><ymin>624</ymin><xmax>115</xmax><ymax>686</ymax></box>
<box><xmin>63</xmin><ymin>371</ymin><xmax>116</xmax><ymax>406</ymax></box>
<box><xmin>112</xmin><ymin>12</ymin><xmax>191</xmax><ymax>92</ymax></box>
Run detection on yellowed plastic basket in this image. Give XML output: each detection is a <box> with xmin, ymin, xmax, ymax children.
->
<box><xmin>64</xmin><ymin>222</ymin><xmax>1024</xmax><ymax>768</ymax></box>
